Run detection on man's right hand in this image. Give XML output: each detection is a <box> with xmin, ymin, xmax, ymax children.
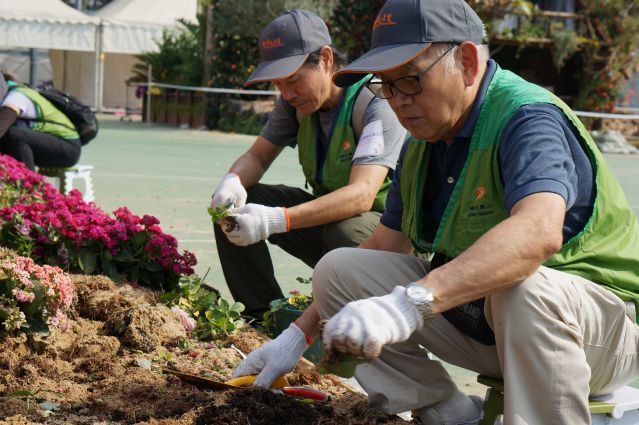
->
<box><xmin>231</xmin><ymin>323</ymin><xmax>308</xmax><ymax>388</ymax></box>
<box><xmin>211</xmin><ymin>173</ymin><xmax>247</xmax><ymax>209</ymax></box>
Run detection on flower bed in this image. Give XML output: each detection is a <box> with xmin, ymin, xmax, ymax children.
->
<box><xmin>0</xmin><ymin>154</ymin><xmax>196</xmax><ymax>292</ymax></box>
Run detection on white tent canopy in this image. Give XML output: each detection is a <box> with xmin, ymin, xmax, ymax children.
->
<box><xmin>96</xmin><ymin>0</ymin><xmax>197</xmax><ymax>54</ymax></box>
<box><xmin>0</xmin><ymin>0</ymin><xmax>99</xmax><ymax>51</ymax></box>
<box><xmin>0</xmin><ymin>0</ymin><xmax>197</xmax><ymax>110</ymax></box>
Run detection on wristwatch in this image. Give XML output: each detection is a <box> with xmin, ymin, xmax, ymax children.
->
<box><xmin>405</xmin><ymin>283</ymin><xmax>434</xmax><ymax>321</ymax></box>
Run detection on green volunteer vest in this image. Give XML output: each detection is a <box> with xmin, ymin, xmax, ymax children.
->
<box><xmin>400</xmin><ymin>65</ymin><xmax>639</xmax><ymax>309</ymax></box>
<box><xmin>297</xmin><ymin>79</ymin><xmax>390</xmax><ymax>212</ymax></box>
<box><xmin>9</xmin><ymin>84</ymin><xmax>79</xmax><ymax>140</ymax></box>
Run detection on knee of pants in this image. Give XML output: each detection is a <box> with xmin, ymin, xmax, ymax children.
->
<box><xmin>312</xmin><ymin>247</ymin><xmax>364</xmax><ymax>317</ymax></box>
<box><xmin>2</xmin><ymin>128</ymin><xmax>26</xmax><ymax>149</ymax></box>
<box><xmin>323</xmin><ymin>220</ymin><xmax>357</xmax><ymax>250</ymax></box>
<box><xmin>246</xmin><ymin>184</ymin><xmax>268</xmax><ymax>205</ymax></box>
<box><xmin>486</xmin><ymin>271</ymin><xmax>557</xmax><ymax>341</ymax></box>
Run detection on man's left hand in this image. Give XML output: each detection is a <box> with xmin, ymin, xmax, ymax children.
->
<box><xmin>223</xmin><ymin>204</ymin><xmax>289</xmax><ymax>246</ymax></box>
<box><xmin>322</xmin><ymin>286</ymin><xmax>423</xmax><ymax>359</ymax></box>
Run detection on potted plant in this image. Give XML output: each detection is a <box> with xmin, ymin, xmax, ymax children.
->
<box><xmin>266</xmin><ymin>277</ymin><xmax>323</xmax><ymax>363</ymax></box>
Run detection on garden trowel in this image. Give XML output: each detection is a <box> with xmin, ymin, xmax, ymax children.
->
<box><xmin>163</xmin><ymin>368</ymin><xmax>328</xmax><ymax>402</ymax></box>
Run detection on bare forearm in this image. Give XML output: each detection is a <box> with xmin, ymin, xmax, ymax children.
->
<box><xmin>359</xmin><ymin>223</ymin><xmax>413</xmax><ymax>254</ymax></box>
<box><xmin>288</xmin><ymin>164</ymin><xmax>389</xmax><ymax>229</ymax></box>
<box><xmin>287</xmin><ymin>184</ymin><xmax>372</xmax><ymax>229</ymax></box>
<box><xmin>228</xmin><ymin>152</ymin><xmax>266</xmax><ymax>188</ymax></box>
<box><xmin>294</xmin><ymin>302</ymin><xmax>322</xmax><ymax>339</ymax></box>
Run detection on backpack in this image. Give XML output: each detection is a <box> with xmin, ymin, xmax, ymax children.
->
<box><xmin>38</xmin><ymin>88</ymin><xmax>99</xmax><ymax>145</ymax></box>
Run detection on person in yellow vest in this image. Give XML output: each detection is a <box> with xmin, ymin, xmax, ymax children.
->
<box><xmin>210</xmin><ymin>9</ymin><xmax>406</xmax><ymax>318</ymax></box>
<box><xmin>231</xmin><ymin>1</ymin><xmax>639</xmax><ymax>424</ymax></box>
<box><xmin>0</xmin><ymin>72</ymin><xmax>81</xmax><ymax>171</ymax></box>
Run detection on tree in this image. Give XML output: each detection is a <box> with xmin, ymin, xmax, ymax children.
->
<box><xmin>131</xmin><ymin>16</ymin><xmax>206</xmax><ymax>86</ymax></box>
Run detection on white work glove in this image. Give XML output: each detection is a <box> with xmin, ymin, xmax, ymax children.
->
<box><xmin>323</xmin><ymin>286</ymin><xmax>423</xmax><ymax>360</ymax></box>
<box><xmin>211</xmin><ymin>173</ymin><xmax>247</xmax><ymax>209</ymax></box>
<box><xmin>224</xmin><ymin>203</ymin><xmax>288</xmax><ymax>246</ymax></box>
<box><xmin>232</xmin><ymin>323</ymin><xmax>308</xmax><ymax>388</ymax></box>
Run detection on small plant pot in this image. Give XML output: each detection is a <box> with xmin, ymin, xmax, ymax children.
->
<box><xmin>271</xmin><ymin>301</ymin><xmax>323</xmax><ymax>364</ymax></box>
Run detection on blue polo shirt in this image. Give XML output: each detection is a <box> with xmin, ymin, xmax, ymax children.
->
<box><xmin>381</xmin><ymin>59</ymin><xmax>594</xmax><ymax>245</ymax></box>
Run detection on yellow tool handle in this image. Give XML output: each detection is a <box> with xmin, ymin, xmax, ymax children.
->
<box><xmin>223</xmin><ymin>375</ymin><xmax>289</xmax><ymax>389</ymax></box>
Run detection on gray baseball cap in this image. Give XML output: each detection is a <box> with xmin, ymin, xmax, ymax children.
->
<box><xmin>244</xmin><ymin>9</ymin><xmax>331</xmax><ymax>87</ymax></box>
<box><xmin>333</xmin><ymin>0</ymin><xmax>484</xmax><ymax>87</ymax></box>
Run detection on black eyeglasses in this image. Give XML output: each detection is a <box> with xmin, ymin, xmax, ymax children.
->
<box><xmin>365</xmin><ymin>43</ymin><xmax>458</xmax><ymax>100</ymax></box>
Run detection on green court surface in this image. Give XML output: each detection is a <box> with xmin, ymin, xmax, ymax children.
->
<box><xmin>74</xmin><ymin>114</ymin><xmax>639</xmax><ymax>395</ymax></box>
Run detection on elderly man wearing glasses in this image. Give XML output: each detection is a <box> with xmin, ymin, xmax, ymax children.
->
<box><xmin>232</xmin><ymin>1</ymin><xmax>639</xmax><ymax>424</ymax></box>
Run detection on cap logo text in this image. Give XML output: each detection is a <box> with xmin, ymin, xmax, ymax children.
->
<box><xmin>262</xmin><ymin>38</ymin><xmax>284</xmax><ymax>49</ymax></box>
<box><xmin>373</xmin><ymin>13</ymin><xmax>397</xmax><ymax>31</ymax></box>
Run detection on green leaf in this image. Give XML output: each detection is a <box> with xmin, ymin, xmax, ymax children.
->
<box><xmin>102</xmin><ymin>250</ymin><xmax>113</xmax><ymax>262</ymax></box>
<box><xmin>145</xmin><ymin>261</ymin><xmax>163</xmax><ymax>272</ymax></box>
<box><xmin>230</xmin><ymin>302</ymin><xmax>245</xmax><ymax>314</ymax></box>
<box><xmin>130</xmin><ymin>268</ymin><xmax>140</xmax><ymax>283</ymax></box>
<box><xmin>9</xmin><ymin>389</ymin><xmax>38</xmax><ymax>397</ymax></box>
<box><xmin>114</xmin><ymin>250</ymin><xmax>136</xmax><ymax>263</ymax></box>
<box><xmin>131</xmin><ymin>231</ymin><xmax>149</xmax><ymax>248</ymax></box>
<box><xmin>78</xmin><ymin>249</ymin><xmax>97</xmax><ymax>274</ymax></box>
<box><xmin>25</xmin><ymin>316</ymin><xmax>49</xmax><ymax>335</ymax></box>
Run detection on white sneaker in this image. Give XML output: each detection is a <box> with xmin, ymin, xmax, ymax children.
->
<box><xmin>413</xmin><ymin>391</ymin><xmax>484</xmax><ymax>425</ymax></box>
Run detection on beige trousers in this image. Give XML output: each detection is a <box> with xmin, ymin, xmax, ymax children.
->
<box><xmin>312</xmin><ymin>248</ymin><xmax>639</xmax><ymax>425</ymax></box>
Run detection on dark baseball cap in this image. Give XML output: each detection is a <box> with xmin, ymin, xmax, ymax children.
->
<box><xmin>333</xmin><ymin>0</ymin><xmax>484</xmax><ymax>87</ymax></box>
<box><xmin>244</xmin><ymin>9</ymin><xmax>331</xmax><ymax>87</ymax></box>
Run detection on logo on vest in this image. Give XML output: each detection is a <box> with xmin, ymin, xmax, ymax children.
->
<box><xmin>373</xmin><ymin>13</ymin><xmax>397</xmax><ymax>31</ymax></box>
<box><xmin>475</xmin><ymin>186</ymin><xmax>486</xmax><ymax>201</ymax></box>
<box><xmin>262</xmin><ymin>38</ymin><xmax>283</xmax><ymax>49</ymax></box>
<box><xmin>341</xmin><ymin>140</ymin><xmax>352</xmax><ymax>151</ymax></box>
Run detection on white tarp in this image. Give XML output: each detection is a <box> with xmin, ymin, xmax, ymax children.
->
<box><xmin>0</xmin><ymin>0</ymin><xmax>197</xmax><ymax>110</ymax></box>
<box><xmin>96</xmin><ymin>0</ymin><xmax>198</xmax><ymax>54</ymax></box>
<box><xmin>0</xmin><ymin>0</ymin><xmax>99</xmax><ymax>51</ymax></box>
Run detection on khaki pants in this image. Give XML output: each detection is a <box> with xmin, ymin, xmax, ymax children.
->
<box><xmin>312</xmin><ymin>248</ymin><xmax>639</xmax><ymax>425</ymax></box>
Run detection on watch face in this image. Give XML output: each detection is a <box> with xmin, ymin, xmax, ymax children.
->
<box><xmin>407</xmin><ymin>284</ymin><xmax>432</xmax><ymax>303</ymax></box>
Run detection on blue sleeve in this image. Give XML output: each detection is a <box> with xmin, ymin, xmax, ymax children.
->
<box><xmin>499</xmin><ymin>104</ymin><xmax>581</xmax><ymax>212</ymax></box>
<box><xmin>380</xmin><ymin>138</ymin><xmax>410</xmax><ymax>231</ymax></box>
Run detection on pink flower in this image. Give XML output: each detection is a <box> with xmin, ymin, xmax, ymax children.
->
<box><xmin>171</xmin><ymin>306</ymin><xmax>197</xmax><ymax>332</ymax></box>
<box><xmin>12</xmin><ymin>288</ymin><xmax>35</xmax><ymax>303</ymax></box>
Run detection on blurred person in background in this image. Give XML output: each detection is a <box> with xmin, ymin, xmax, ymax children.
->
<box><xmin>0</xmin><ymin>71</ymin><xmax>81</xmax><ymax>171</ymax></box>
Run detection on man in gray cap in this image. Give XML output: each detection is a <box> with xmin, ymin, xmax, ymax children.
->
<box><xmin>210</xmin><ymin>9</ymin><xmax>406</xmax><ymax>318</ymax></box>
<box><xmin>232</xmin><ymin>1</ymin><xmax>639</xmax><ymax>424</ymax></box>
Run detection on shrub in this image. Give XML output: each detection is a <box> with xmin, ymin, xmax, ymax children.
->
<box><xmin>327</xmin><ymin>0</ymin><xmax>386</xmax><ymax>60</ymax></box>
<box><xmin>161</xmin><ymin>273</ymin><xmax>245</xmax><ymax>339</ymax></box>
<box><xmin>0</xmin><ymin>154</ymin><xmax>196</xmax><ymax>292</ymax></box>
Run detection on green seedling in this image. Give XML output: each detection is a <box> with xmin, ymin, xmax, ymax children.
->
<box><xmin>9</xmin><ymin>387</ymin><xmax>64</xmax><ymax>413</ymax></box>
<box><xmin>207</xmin><ymin>202</ymin><xmax>238</xmax><ymax>232</ymax></box>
